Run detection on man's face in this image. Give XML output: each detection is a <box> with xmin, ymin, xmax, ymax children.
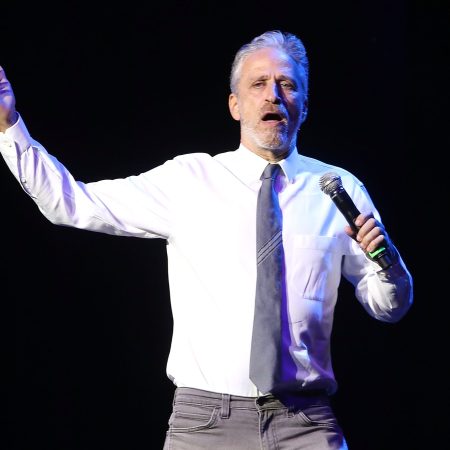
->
<box><xmin>229</xmin><ymin>47</ymin><xmax>308</xmax><ymax>161</ymax></box>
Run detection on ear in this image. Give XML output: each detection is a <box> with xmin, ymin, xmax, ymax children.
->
<box><xmin>228</xmin><ymin>93</ymin><xmax>240</xmax><ymax>121</ymax></box>
<box><xmin>300</xmin><ymin>98</ymin><xmax>309</xmax><ymax>124</ymax></box>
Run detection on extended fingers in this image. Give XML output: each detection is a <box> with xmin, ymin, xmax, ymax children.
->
<box><xmin>0</xmin><ymin>65</ymin><xmax>8</xmax><ymax>83</ymax></box>
<box><xmin>0</xmin><ymin>67</ymin><xmax>14</xmax><ymax>96</ymax></box>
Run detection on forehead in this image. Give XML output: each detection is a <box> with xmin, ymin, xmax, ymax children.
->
<box><xmin>241</xmin><ymin>47</ymin><xmax>299</xmax><ymax>79</ymax></box>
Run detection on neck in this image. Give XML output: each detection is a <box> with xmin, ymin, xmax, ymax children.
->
<box><xmin>244</xmin><ymin>144</ymin><xmax>295</xmax><ymax>163</ymax></box>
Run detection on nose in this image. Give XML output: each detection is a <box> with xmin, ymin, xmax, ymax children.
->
<box><xmin>265</xmin><ymin>82</ymin><xmax>281</xmax><ymax>104</ymax></box>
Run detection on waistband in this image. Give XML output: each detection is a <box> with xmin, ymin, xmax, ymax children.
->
<box><xmin>173</xmin><ymin>386</ymin><xmax>330</xmax><ymax>417</ymax></box>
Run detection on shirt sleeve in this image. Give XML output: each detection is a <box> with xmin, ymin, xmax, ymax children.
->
<box><xmin>0</xmin><ymin>114</ymin><xmax>179</xmax><ymax>239</ymax></box>
<box><xmin>340</xmin><ymin>178</ymin><xmax>413</xmax><ymax>323</ymax></box>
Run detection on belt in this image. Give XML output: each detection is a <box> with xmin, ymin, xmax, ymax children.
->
<box><xmin>173</xmin><ymin>386</ymin><xmax>330</xmax><ymax>417</ymax></box>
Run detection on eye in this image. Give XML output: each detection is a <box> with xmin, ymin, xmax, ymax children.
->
<box><xmin>252</xmin><ymin>81</ymin><xmax>265</xmax><ymax>89</ymax></box>
<box><xmin>280</xmin><ymin>81</ymin><xmax>295</xmax><ymax>90</ymax></box>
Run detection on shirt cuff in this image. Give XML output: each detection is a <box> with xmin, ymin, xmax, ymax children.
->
<box><xmin>0</xmin><ymin>113</ymin><xmax>34</xmax><ymax>156</ymax></box>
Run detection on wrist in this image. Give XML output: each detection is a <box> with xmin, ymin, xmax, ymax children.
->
<box><xmin>0</xmin><ymin>110</ymin><xmax>19</xmax><ymax>132</ymax></box>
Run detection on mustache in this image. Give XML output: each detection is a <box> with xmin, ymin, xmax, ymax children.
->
<box><xmin>260</xmin><ymin>106</ymin><xmax>288</xmax><ymax>120</ymax></box>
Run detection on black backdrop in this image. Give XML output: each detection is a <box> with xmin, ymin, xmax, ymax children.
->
<box><xmin>2</xmin><ymin>1</ymin><xmax>446</xmax><ymax>449</ymax></box>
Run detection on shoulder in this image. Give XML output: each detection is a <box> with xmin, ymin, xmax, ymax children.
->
<box><xmin>299</xmin><ymin>154</ymin><xmax>364</xmax><ymax>188</ymax></box>
<box><xmin>172</xmin><ymin>152</ymin><xmax>214</xmax><ymax>165</ymax></box>
<box><xmin>153</xmin><ymin>152</ymin><xmax>239</xmax><ymax>181</ymax></box>
<box><xmin>169</xmin><ymin>152</ymin><xmax>230</xmax><ymax>173</ymax></box>
<box><xmin>156</xmin><ymin>152</ymin><xmax>214</xmax><ymax>172</ymax></box>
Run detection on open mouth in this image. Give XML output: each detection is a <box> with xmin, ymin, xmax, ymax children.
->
<box><xmin>261</xmin><ymin>111</ymin><xmax>286</xmax><ymax>122</ymax></box>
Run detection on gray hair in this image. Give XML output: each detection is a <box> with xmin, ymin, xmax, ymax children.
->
<box><xmin>229</xmin><ymin>30</ymin><xmax>309</xmax><ymax>97</ymax></box>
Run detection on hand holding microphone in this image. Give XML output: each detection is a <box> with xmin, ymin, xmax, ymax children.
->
<box><xmin>319</xmin><ymin>172</ymin><xmax>394</xmax><ymax>270</ymax></box>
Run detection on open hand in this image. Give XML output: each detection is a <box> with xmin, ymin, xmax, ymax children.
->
<box><xmin>0</xmin><ymin>66</ymin><xmax>18</xmax><ymax>132</ymax></box>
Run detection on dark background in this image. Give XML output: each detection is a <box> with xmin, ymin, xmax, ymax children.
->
<box><xmin>2</xmin><ymin>1</ymin><xmax>447</xmax><ymax>449</ymax></box>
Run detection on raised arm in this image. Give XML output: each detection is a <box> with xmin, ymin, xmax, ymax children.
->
<box><xmin>0</xmin><ymin>66</ymin><xmax>175</xmax><ymax>240</ymax></box>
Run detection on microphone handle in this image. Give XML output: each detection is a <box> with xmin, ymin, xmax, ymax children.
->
<box><xmin>331</xmin><ymin>190</ymin><xmax>393</xmax><ymax>270</ymax></box>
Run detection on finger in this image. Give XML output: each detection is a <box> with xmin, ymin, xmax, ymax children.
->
<box><xmin>0</xmin><ymin>81</ymin><xmax>13</xmax><ymax>93</ymax></box>
<box><xmin>0</xmin><ymin>68</ymin><xmax>14</xmax><ymax>97</ymax></box>
<box><xmin>0</xmin><ymin>65</ymin><xmax>7</xmax><ymax>81</ymax></box>
<box><xmin>344</xmin><ymin>224</ymin><xmax>356</xmax><ymax>239</ymax></box>
<box><xmin>0</xmin><ymin>68</ymin><xmax>12</xmax><ymax>90</ymax></box>
<box><xmin>365</xmin><ymin>235</ymin><xmax>387</xmax><ymax>254</ymax></box>
<box><xmin>354</xmin><ymin>211</ymin><xmax>374</xmax><ymax>228</ymax></box>
<box><xmin>356</xmin><ymin>217</ymin><xmax>378</xmax><ymax>239</ymax></box>
<box><xmin>0</xmin><ymin>67</ymin><xmax>13</xmax><ymax>89</ymax></box>
<box><xmin>359</xmin><ymin>226</ymin><xmax>384</xmax><ymax>251</ymax></box>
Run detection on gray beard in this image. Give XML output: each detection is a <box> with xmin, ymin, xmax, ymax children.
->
<box><xmin>241</xmin><ymin>122</ymin><xmax>293</xmax><ymax>152</ymax></box>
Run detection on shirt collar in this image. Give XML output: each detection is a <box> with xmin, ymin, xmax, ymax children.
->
<box><xmin>233</xmin><ymin>144</ymin><xmax>301</xmax><ymax>186</ymax></box>
<box><xmin>277</xmin><ymin>146</ymin><xmax>300</xmax><ymax>184</ymax></box>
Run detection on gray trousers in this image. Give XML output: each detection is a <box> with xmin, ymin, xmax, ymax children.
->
<box><xmin>163</xmin><ymin>387</ymin><xmax>348</xmax><ymax>450</ymax></box>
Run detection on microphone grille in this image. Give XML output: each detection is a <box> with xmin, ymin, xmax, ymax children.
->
<box><xmin>319</xmin><ymin>172</ymin><xmax>342</xmax><ymax>196</ymax></box>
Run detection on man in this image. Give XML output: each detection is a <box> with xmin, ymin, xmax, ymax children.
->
<box><xmin>0</xmin><ymin>30</ymin><xmax>412</xmax><ymax>449</ymax></box>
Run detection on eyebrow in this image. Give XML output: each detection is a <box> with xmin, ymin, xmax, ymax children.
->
<box><xmin>249</xmin><ymin>74</ymin><xmax>298</xmax><ymax>86</ymax></box>
<box><xmin>250</xmin><ymin>73</ymin><xmax>295</xmax><ymax>81</ymax></box>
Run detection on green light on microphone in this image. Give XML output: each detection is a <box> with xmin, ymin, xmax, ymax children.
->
<box><xmin>368</xmin><ymin>247</ymin><xmax>386</xmax><ymax>259</ymax></box>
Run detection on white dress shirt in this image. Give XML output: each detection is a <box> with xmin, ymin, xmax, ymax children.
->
<box><xmin>0</xmin><ymin>116</ymin><xmax>413</xmax><ymax>396</ymax></box>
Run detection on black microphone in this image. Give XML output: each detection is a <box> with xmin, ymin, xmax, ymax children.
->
<box><xmin>319</xmin><ymin>172</ymin><xmax>392</xmax><ymax>270</ymax></box>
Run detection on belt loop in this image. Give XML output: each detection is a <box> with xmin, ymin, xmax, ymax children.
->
<box><xmin>221</xmin><ymin>393</ymin><xmax>230</xmax><ymax>419</ymax></box>
<box><xmin>172</xmin><ymin>388</ymin><xmax>178</xmax><ymax>407</ymax></box>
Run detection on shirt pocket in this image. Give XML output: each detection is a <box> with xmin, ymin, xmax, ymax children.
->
<box><xmin>287</xmin><ymin>235</ymin><xmax>342</xmax><ymax>324</ymax></box>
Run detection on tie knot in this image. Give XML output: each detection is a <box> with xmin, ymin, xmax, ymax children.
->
<box><xmin>261</xmin><ymin>163</ymin><xmax>281</xmax><ymax>181</ymax></box>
